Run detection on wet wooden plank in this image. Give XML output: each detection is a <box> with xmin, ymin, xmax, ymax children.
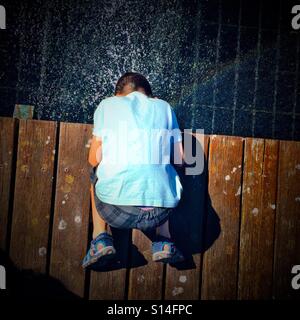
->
<box><xmin>238</xmin><ymin>138</ymin><xmax>278</xmax><ymax>299</ymax></box>
<box><xmin>89</xmin><ymin>228</ymin><xmax>131</xmax><ymax>300</ymax></box>
<box><xmin>273</xmin><ymin>140</ymin><xmax>300</xmax><ymax>299</ymax></box>
<box><xmin>10</xmin><ymin>120</ymin><xmax>57</xmax><ymax>272</ymax></box>
<box><xmin>0</xmin><ymin>117</ymin><xmax>16</xmax><ymax>251</ymax></box>
<box><xmin>164</xmin><ymin>134</ymin><xmax>209</xmax><ymax>300</ymax></box>
<box><xmin>50</xmin><ymin>122</ymin><xmax>92</xmax><ymax>297</ymax></box>
<box><xmin>201</xmin><ymin>135</ymin><xmax>243</xmax><ymax>300</ymax></box>
<box><xmin>128</xmin><ymin>229</ymin><xmax>163</xmax><ymax>300</ymax></box>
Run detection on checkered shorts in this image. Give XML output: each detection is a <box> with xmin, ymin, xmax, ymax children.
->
<box><xmin>90</xmin><ymin>168</ymin><xmax>172</xmax><ymax>231</ymax></box>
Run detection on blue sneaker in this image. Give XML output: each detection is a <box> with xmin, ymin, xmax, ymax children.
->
<box><xmin>152</xmin><ymin>237</ymin><xmax>185</xmax><ymax>264</ymax></box>
<box><xmin>82</xmin><ymin>232</ymin><xmax>116</xmax><ymax>268</ymax></box>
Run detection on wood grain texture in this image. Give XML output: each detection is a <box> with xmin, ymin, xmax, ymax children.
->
<box><xmin>128</xmin><ymin>229</ymin><xmax>164</xmax><ymax>300</ymax></box>
<box><xmin>238</xmin><ymin>138</ymin><xmax>278</xmax><ymax>299</ymax></box>
<box><xmin>1</xmin><ymin>116</ymin><xmax>299</xmax><ymax>300</ymax></box>
<box><xmin>201</xmin><ymin>135</ymin><xmax>243</xmax><ymax>300</ymax></box>
<box><xmin>0</xmin><ymin>118</ymin><xmax>16</xmax><ymax>251</ymax></box>
<box><xmin>50</xmin><ymin>122</ymin><xmax>92</xmax><ymax>297</ymax></box>
<box><xmin>10</xmin><ymin>120</ymin><xmax>57</xmax><ymax>272</ymax></box>
<box><xmin>273</xmin><ymin>140</ymin><xmax>300</xmax><ymax>299</ymax></box>
<box><xmin>164</xmin><ymin>134</ymin><xmax>209</xmax><ymax>300</ymax></box>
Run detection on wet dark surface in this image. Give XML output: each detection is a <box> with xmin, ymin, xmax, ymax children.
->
<box><xmin>0</xmin><ymin>0</ymin><xmax>299</xmax><ymax>140</ymax></box>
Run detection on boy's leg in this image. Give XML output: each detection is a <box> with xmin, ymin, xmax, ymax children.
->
<box><xmin>156</xmin><ymin>220</ymin><xmax>171</xmax><ymax>239</ymax></box>
<box><xmin>82</xmin><ymin>187</ymin><xmax>115</xmax><ymax>268</ymax></box>
<box><xmin>91</xmin><ymin>184</ymin><xmax>107</xmax><ymax>239</ymax></box>
<box><xmin>153</xmin><ymin>219</ymin><xmax>184</xmax><ymax>263</ymax></box>
<box><xmin>156</xmin><ymin>220</ymin><xmax>172</xmax><ymax>251</ymax></box>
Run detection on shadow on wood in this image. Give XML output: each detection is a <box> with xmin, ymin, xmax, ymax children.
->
<box><xmin>169</xmin><ymin>133</ymin><xmax>220</xmax><ymax>270</ymax></box>
<box><xmin>0</xmin><ymin>249</ymin><xmax>80</xmax><ymax>299</ymax></box>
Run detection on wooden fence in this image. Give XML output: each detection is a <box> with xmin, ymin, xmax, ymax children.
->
<box><xmin>0</xmin><ymin>117</ymin><xmax>299</xmax><ymax>300</ymax></box>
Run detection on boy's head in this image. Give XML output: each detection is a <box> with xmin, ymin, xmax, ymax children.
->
<box><xmin>115</xmin><ymin>72</ymin><xmax>153</xmax><ymax>97</ymax></box>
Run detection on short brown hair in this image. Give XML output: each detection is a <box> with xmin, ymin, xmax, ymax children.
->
<box><xmin>114</xmin><ymin>72</ymin><xmax>153</xmax><ymax>97</ymax></box>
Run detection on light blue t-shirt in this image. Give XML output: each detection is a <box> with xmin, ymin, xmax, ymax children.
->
<box><xmin>92</xmin><ymin>91</ymin><xmax>183</xmax><ymax>208</ymax></box>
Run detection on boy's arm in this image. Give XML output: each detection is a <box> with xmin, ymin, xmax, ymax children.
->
<box><xmin>173</xmin><ymin>141</ymin><xmax>185</xmax><ymax>167</ymax></box>
<box><xmin>88</xmin><ymin>136</ymin><xmax>102</xmax><ymax>167</ymax></box>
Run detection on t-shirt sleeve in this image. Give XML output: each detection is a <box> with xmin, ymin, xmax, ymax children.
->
<box><xmin>169</xmin><ymin>106</ymin><xmax>182</xmax><ymax>143</ymax></box>
<box><xmin>92</xmin><ymin>102</ymin><xmax>104</xmax><ymax>138</ymax></box>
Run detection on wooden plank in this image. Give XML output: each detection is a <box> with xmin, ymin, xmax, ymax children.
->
<box><xmin>89</xmin><ymin>228</ymin><xmax>131</xmax><ymax>300</ymax></box>
<box><xmin>201</xmin><ymin>135</ymin><xmax>243</xmax><ymax>300</ymax></box>
<box><xmin>0</xmin><ymin>117</ymin><xmax>16</xmax><ymax>251</ymax></box>
<box><xmin>9</xmin><ymin>120</ymin><xmax>57</xmax><ymax>272</ymax></box>
<box><xmin>238</xmin><ymin>138</ymin><xmax>278</xmax><ymax>299</ymax></box>
<box><xmin>273</xmin><ymin>140</ymin><xmax>300</xmax><ymax>299</ymax></box>
<box><xmin>164</xmin><ymin>133</ymin><xmax>209</xmax><ymax>300</ymax></box>
<box><xmin>128</xmin><ymin>229</ymin><xmax>164</xmax><ymax>300</ymax></box>
<box><xmin>50</xmin><ymin>122</ymin><xmax>92</xmax><ymax>297</ymax></box>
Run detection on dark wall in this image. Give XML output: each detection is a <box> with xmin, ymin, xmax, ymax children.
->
<box><xmin>0</xmin><ymin>0</ymin><xmax>299</xmax><ymax>140</ymax></box>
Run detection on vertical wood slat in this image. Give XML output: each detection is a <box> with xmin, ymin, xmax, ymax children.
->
<box><xmin>89</xmin><ymin>228</ymin><xmax>131</xmax><ymax>300</ymax></box>
<box><xmin>10</xmin><ymin>120</ymin><xmax>57</xmax><ymax>272</ymax></box>
<box><xmin>164</xmin><ymin>134</ymin><xmax>209</xmax><ymax>300</ymax></box>
<box><xmin>0</xmin><ymin>118</ymin><xmax>16</xmax><ymax>251</ymax></box>
<box><xmin>273</xmin><ymin>140</ymin><xmax>300</xmax><ymax>299</ymax></box>
<box><xmin>238</xmin><ymin>139</ymin><xmax>279</xmax><ymax>299</ymax></box>
<box><xmin>50</xmin><ymin>123</ymin><xmax>92</xmax><ymax>297</ymax></box>
<box><xmin>201</xmin><ymin>135</ymin><xmax>244</xmax><ymax>300</ymax></box>
<box><xmin>128</xmin><ymin>230</ymin><xmax>164</xmax><ymax>300</ymax></box>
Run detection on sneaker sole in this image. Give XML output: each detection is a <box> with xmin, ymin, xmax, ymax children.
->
<box><xmin>82</xmin><ymin>246</ymin><xmax>116</xmax><ymax>268</ymax></box>
<box><xmin>152</xmin><ymin>251</ymin><xmax>185</xmax><ymax>263</ymax></box>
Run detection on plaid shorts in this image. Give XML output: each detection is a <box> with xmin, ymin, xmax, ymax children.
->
<box><xmin>90</xmin><ymin>168</ymin><xmax>172</xmax><ymax>231</ymax></box>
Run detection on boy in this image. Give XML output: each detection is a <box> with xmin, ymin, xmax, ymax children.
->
<box><xmin>83</xmin><ymin>72</ymin><xmax>185</xmax><ymax>268</ymax></box>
